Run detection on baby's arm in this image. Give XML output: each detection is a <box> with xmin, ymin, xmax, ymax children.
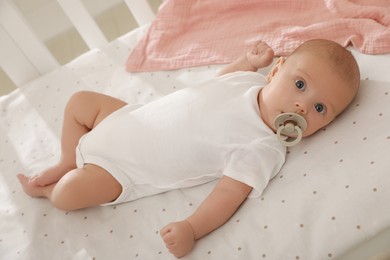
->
<box><xmin>217</xmin><ymin>41</ymin><xmax>274</xmax><ymax>76</ymax></box>
<box><xmin>160</xmin><ymin>176</ymin><xmax>252</xmax><ymax>258</ymax></box>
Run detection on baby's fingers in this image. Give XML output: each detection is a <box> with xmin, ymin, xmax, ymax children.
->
<box><xmin>160</xmin><ymin>224</ymin><xmax>176</xmax><ymax>245</ymax></box>
<box><xmin>160</xmin><ymin>224</ymin><xmax>172</xmax><ymax>236</ymax></box>
<box><xmin>162</xmin><ymin>232</ymin><xmax>175</xmax><ymax>246</ymax></box>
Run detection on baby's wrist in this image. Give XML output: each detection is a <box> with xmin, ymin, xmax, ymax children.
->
<box><xmin>184</xmin><ymin>219</ymin><xmax>197</xmax><ymax>240</ymax></box>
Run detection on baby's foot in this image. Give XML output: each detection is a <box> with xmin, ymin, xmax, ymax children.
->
<box><xmin>17</xmin><ymin>174</ymin><xmax>46</xmax><ymax>198</ymax></box>
<box><xmin>246</xmin><ymin>41</ymin><xmax>274</xmax><ymax>69</ymax></box>
<box><xmin>29</xmin><ymin>164</ymin><xmax>74</xmax><ymax>187</ymax></box>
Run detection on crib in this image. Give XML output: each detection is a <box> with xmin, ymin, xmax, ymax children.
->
<box><xmin>1</xmin><ymin>0</ymin><xmax>390</xmax><ymax>259</ymax></box>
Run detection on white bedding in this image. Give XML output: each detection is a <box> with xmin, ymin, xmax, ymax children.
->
<box><xmin>1</xmin><ymin>26</ymin><xmax>389</xmax><ymax>260</ymax></box>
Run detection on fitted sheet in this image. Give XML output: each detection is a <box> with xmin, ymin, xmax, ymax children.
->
<box><xmin>0</xmin><ymin>25</ymin><xmax>389</xmax><ymax>260</ymax></box>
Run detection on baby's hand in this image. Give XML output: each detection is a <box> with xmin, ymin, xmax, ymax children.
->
<box><xmin>246</xmin><ymin>41</ymin><xmax>274</xmax><ymax>69</ymax></box>
<box><xmin>160</xmin><ymin>220</ymin><xmax>195</xmax><ymax>258</ymax></box>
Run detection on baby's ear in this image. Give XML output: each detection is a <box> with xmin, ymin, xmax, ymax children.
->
<box><xmin>265</xmin><ymin>57</ymin><xmax>285</xmax><ymax>83</ymax></box>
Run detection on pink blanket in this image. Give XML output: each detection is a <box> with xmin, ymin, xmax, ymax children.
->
<box><xmin>126</xmin><ymin>0</ymin><xmax>390</xmax><ymax>72</ymax></box>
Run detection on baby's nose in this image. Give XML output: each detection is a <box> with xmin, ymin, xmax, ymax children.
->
<box><xmin>295</xmin><ymin>102</ymin><xmax>307</xmax><ymax>115</ymax></box>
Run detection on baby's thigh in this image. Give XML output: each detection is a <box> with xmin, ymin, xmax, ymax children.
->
<box><xmin>53</xmin><ymin>164</ymin><xmax>122</xmax><ymax>210</ymax></box>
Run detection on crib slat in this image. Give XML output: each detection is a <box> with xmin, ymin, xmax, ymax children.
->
<box><xmin>124</xmin><ymin>0</ymin><xmax>155</xmax><ymax>26</ymax></box>
<box><xmin>0</xmin><ymin>0</ymin><xmax>59</xmax><ymax>86</ymax></box>
<box><xmin>56</xmin><ymin>0</ymin><xmax>108</xmax><ymax>49</ymax></box>
<box><xmin>0</xmin><ymin>0</ymin><xmax>155</xmax><ymax>88</ymax></box>
<box><xmin>0</xmin><ymin>26</ymin><xmax>38</xmax><ymax>86</ymax></box>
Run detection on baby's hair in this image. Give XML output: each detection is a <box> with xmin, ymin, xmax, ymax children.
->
<box><xmin>290</xmin><ymin>39</ymin><xmax>360</xmax><ymax>93</ymax></box>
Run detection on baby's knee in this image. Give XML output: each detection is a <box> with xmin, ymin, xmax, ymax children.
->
<box><xmin>67</xmin><ymin>91</ymin><xmax>93</xmax><ymax>108</ymax></box>
<box><xmin>50</xmin><ymin>176</ymin><xmax>85</xmax><ymax>211</ymax></box>
<box><xmin>50</xmin><ymin>190</ymin><xmax>80</xmax><ymax>212</ymax></box>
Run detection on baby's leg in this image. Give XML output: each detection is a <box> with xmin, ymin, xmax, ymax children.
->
<box><xmin>18</xmin><ymin>164</ymin><xmax>122</xmax><ymax>211</ymax></box>
<box><xmin>27</xmin><ymin>91</ymin><xmax>127</xmax><ymax>187</ymax></box>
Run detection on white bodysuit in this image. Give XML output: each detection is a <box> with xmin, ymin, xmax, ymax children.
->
<box><xmin>76</xmin><ymin>71</ymin><xmax>286</xmax><ymax>205</ymax></box>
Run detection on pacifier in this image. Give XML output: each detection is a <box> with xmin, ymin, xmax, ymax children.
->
<box><xmin>273</xmin><ymin>113</ymin><xmax>307</xmax><ymax>147</ymax></box>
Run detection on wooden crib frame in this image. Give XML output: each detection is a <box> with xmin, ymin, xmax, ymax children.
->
<box><xmin>0</xmin><ymin>0</ymin><xmax>154</xmax><ymax>88</ymax></box>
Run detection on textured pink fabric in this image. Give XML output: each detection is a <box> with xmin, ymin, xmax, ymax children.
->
<box><xmin>126</xmin><ymin>0</ymin><xmax>390</xmax><ymax>72</ymax></box>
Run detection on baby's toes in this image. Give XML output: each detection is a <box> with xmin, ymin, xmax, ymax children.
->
<box><xmin>28</xmin><ymin>175</ymin><xmax>40</xmax><ymax>185</ymax></box>
<box><xmin>17</xmin><ymin>174</ymin><xmax>29</xmax><ymax>184</ymax></box>
<box><xmin>17</xmin><ymin>174</ymin><xmax>44</xmax><ymax>197</ymax></box>
<box><xmin>29</xmin><ymin>175</ymin><xmax>49</xmax><ymax>187</ymax></box>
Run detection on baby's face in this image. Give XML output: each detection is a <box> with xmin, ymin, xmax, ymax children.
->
<box><xmin>259</xmin><ymin>52</ymin><xmax>356</xmax><ymax>137</ymax></box>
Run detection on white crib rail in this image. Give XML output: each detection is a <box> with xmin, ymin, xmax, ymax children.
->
<box><xmin>0</xmin><ymin>0</ymin><xmax>155</xmax><ymax>88</ymax></box>
<box><xmin>57</xmin><ymin>0</ymin><xmax>109</xmax><ymax>49</ymax></box>
<box><xmin>124</xmin><ymin>0</ymin><xmax>155</xmax><ymax>26</ymax></box>
<box><xmin>0</xmin><ymin>0</ymin><xmax>59</xmax><ymax>86</ymax></box>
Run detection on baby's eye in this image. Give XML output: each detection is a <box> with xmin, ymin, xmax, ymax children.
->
<box><xmin>295</xmin><ymin>80</ymin><xmax>305</xmax><ymax>90</ymax></box>
<box><xmin>314</xmin><ymin>103</ymin><xmax>326</xmax><ymax>113</ymax></box>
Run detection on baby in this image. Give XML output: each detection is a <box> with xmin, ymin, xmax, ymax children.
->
<box><xmin>18</xmin><ymin>39</ymin><xmax>359</xmax><ymax>258</ymax></box>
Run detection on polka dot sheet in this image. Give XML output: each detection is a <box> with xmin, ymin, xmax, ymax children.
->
<box><xmin>0</xmin><ymin>26</ymin><xmax>389</xmax><ymax>260</ymax></box>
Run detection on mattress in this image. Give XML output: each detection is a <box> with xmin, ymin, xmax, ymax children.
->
<box><xmin>0</xmin><ymin>25</ymin><xmax>389</xmax><ymax>260</ymax></box>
